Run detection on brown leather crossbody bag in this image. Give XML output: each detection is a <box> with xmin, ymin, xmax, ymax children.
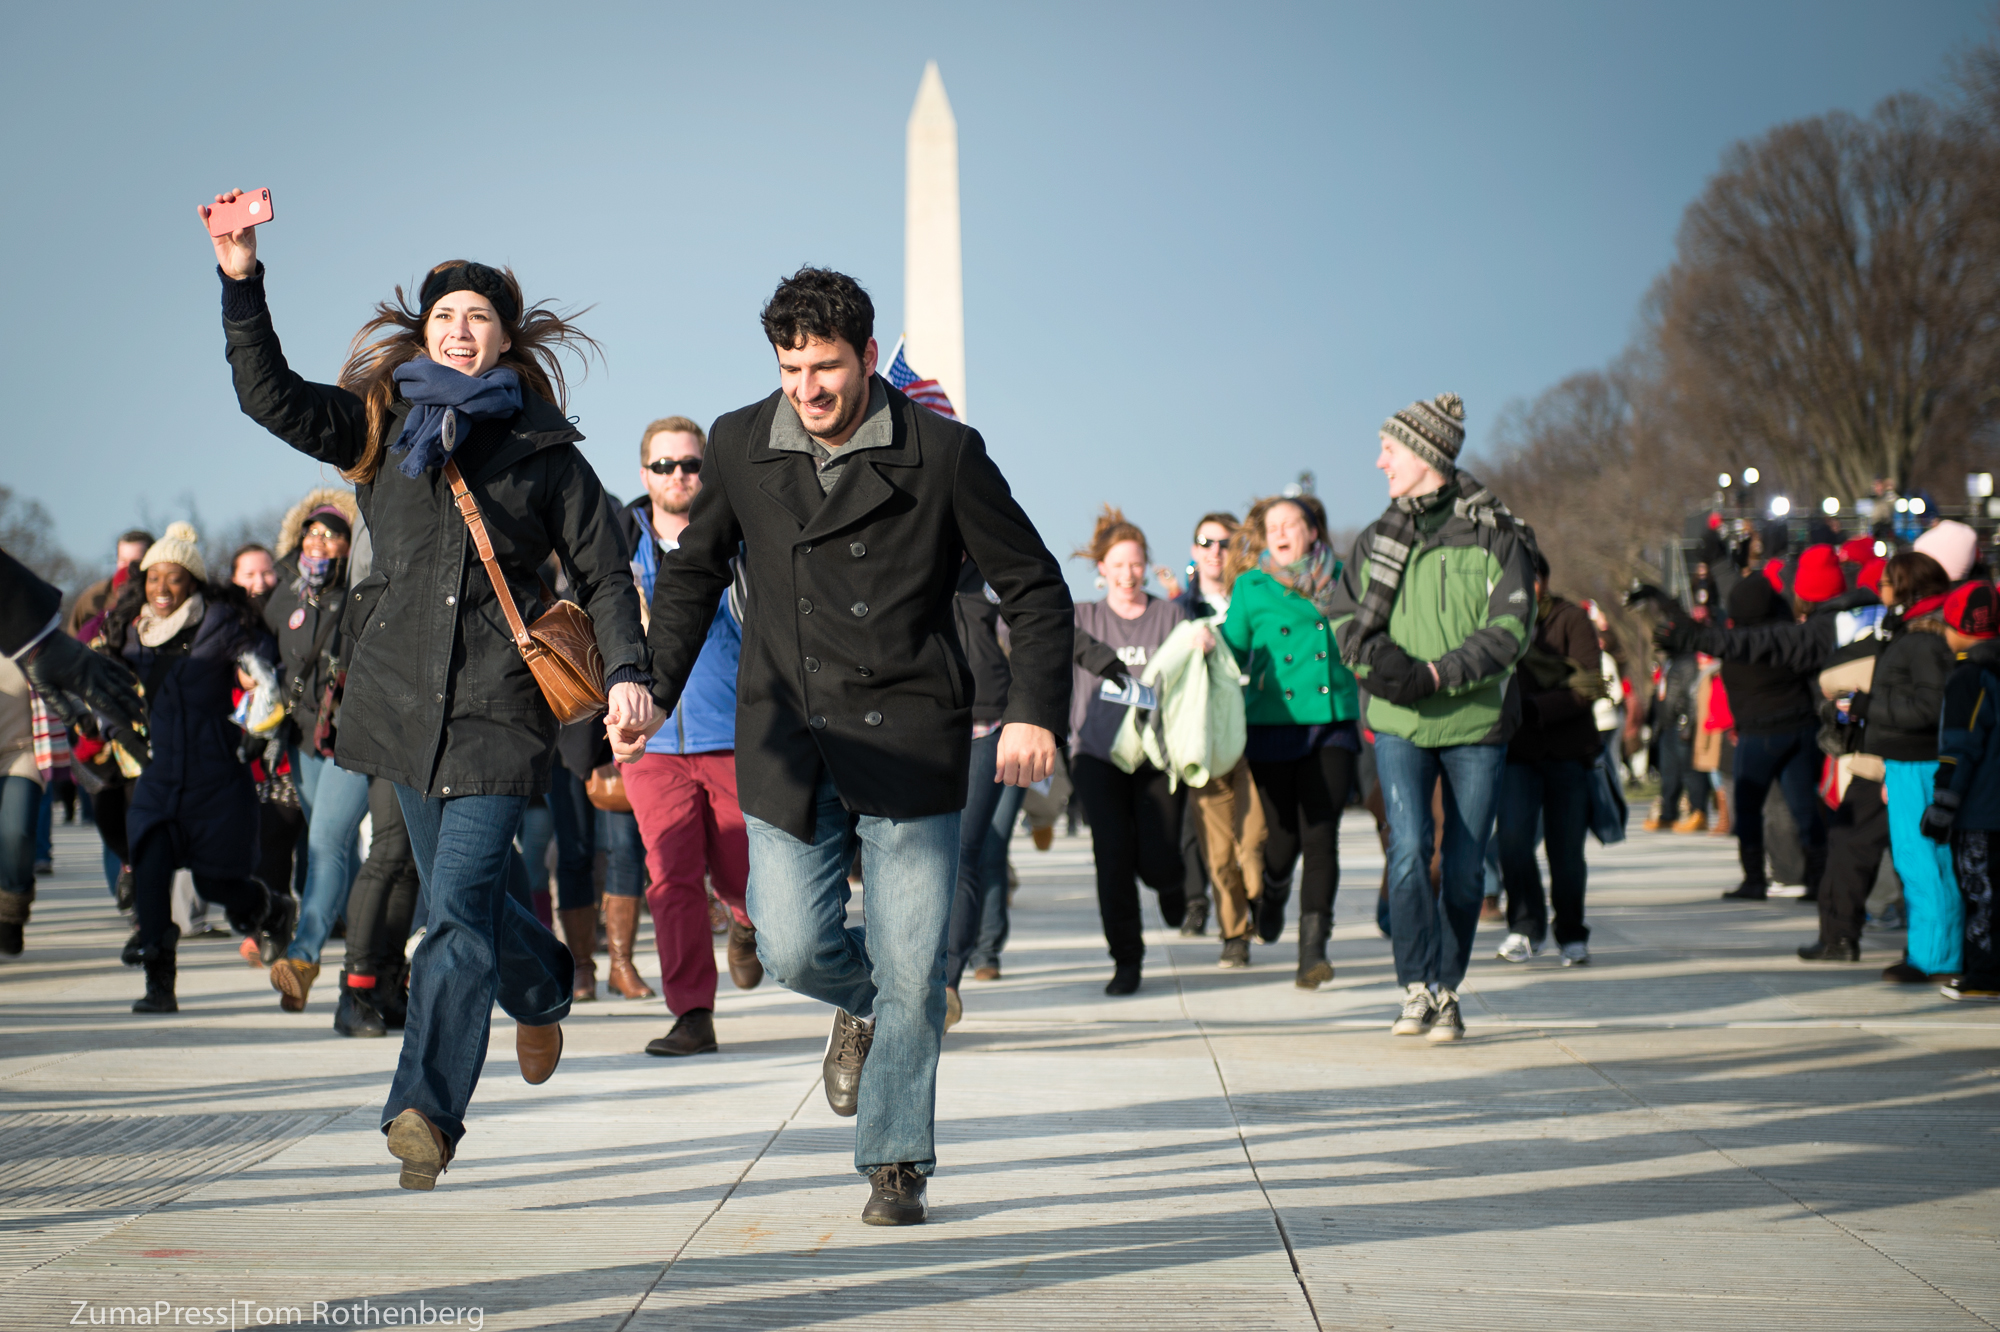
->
<box><xmin>444</xmin><ymin>461</ymin><xmax>607</xmax><ymax>725</ymax></box>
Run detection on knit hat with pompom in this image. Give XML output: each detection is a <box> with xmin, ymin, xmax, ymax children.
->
<box><xmin>140</xmin><ymin>521</ymin><xmax>207</xmax><ymax>583</ymax></box>
<box><xmin>1382</xmin><ymin>392</ymin><xmax>1467</xmax><ymax>476</ymax></box>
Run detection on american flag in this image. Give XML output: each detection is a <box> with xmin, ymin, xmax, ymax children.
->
<box><xmin>884</xmin><ymin>338</ymin><xmax>958</xmax><ymax>419</ymax></box>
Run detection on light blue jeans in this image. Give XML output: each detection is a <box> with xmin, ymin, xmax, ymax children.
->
<box><xmin>1885</xmin><ymin>759</ymin><xmax>1962</xmax><ymax>975</ymax></box>
<box><xmin>291</xmin><ymin>748</ymin><xmax>372</xmax><ymax>964</ymax></box>
<box><xmin>744</xmin><ymin>775</ymin><xmax>960</xmax><ymax>1176</ymax></box>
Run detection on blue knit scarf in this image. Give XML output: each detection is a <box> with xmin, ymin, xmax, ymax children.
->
<box><xmin>390</xmin><ymin>359</ymin><xmax>523</xmax><ymax>479</ymax></box>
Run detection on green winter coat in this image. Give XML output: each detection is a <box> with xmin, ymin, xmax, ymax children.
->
<box><xmin>1219</xmin><ymin>568</ymin><xmax>1360</xmax><ymax>726</ymax></box>
<box><xmin>1328</xmin><ymin>504</ymin><xmax>1537</xmax><ymax>747</ymax></box>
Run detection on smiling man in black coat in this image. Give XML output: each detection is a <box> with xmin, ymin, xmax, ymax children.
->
<box><xmin>617</xmin><ymin>268</ymin><xmax>1071</xmax><ymax>1226</ymax></box>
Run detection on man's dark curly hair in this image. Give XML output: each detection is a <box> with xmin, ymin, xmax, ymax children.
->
<box><xmin>761</xmin><ymin>267</ymin><xmax>874</xmax><ymax>357</ymax></box>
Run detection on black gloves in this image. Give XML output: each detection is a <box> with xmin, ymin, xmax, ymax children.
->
<box><xmin>1365</xmin><ymin>640</ymin><xmax>1440</xmax><ymax>708</ymax></box>
<box><xmin>1920</xmin><ymin>788</ymin><xmax>1960</xmax><ymax>844</ymax></box>
<box><xmin>21</xmin><ymin>631</ymin><xmax>147</xmax><ymax>736</ymax></box>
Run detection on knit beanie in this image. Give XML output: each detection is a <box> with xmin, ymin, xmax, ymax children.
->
<box><xmin>1913</xmin><ymin>521</ymin><xmax>1979</xmax><ymax>581</ymax></box>
<box><xmin>1857</xmin><ymin>557</ymin><xmax>1887</xmax><ymax>594</ymax></box>
<box><xmin>1838</xmin><ymin>536</ymin><xmax>1878</xmax><ymax>567</ymax></box>
<box><xmin>304</xmin><ymin>504</ymin><xmax>352</xmax><ymax>542</ymax></box>
<box><xmin>1381</xmin><ymin>392</ymin><xmax>1466</xmax><ymax>476</ymax></box>
<box><xmin>140</xmin><ymin>521</ymin><xmax>206</xmax><ymax>583</ymax></box>
<box><xmin>1728</xmin><ymin>573</ymin><xmax>1785</xmax><ymax>627</ymax></box>
<box><xmin>1792</xmin><ymin>544</ymin><xmax>1845</xmax><ymax>603</ymax></box>
<box><xmin>1942</xmin><ymin>582</ymin><xmax>1999</xmax><ymax>639</ymax></box>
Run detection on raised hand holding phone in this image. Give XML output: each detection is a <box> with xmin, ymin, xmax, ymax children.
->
<box><xmin>197</xmin><ymin>188</ymin><xmax>262</xmax><ymax>279</ymax></box>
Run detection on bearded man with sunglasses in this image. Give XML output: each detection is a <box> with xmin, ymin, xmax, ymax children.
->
<box><xmin>621</xmin><ymin>417</ymin><xmax>759</xmax><ymax>1060</ymax></box>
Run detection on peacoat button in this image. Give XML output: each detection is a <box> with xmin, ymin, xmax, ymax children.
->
<box><xmin>441</xmin><ymin>786</ymin><xmax>452</xmax><ymax>795</ymax></box>
<box><xmin>1316</xmin><ymin>622</ymin><xmax>1325</xmax><ymax>631</ymax></box>
<box><xmin>850</xmin><ymin>541</ymin><xmax>866</xmax><ymax>557</ymax></box>
<box><xmin>798</xmin><ymin>598</ymin><xmax>813</xmax><ymax>614</ymax></box>
<box><xmin>808</xmin><ymin>715</ymin><xmax>826</xmax><ymax>730</ymax></box>
<box><xmin>864</xmin><ymin>711</ymin><xmax>883</xmax><ymax>726</ymax></box>
<box><xmin>805</xmin><ymin>657</ymin><xmax>821</xmax><ymax>673</ymax></box>
<box><xmin>353</xmin><ymin>591</ymin><xmax>362</xmax><ymax>601</ymax></box>
<box><xmin>856</xmin><ymin>666</ymin><xmax>873</xmax><ymax>677</ymax></box>
<box><xmin>435</xmin><ymin>693</ymin><xmax>444</xmax><ymax>702</ymax></box>
<box><xmin>1319</xmin><ymin>685</ymin><xmax>1329</xmax><ymax>694</ymax></box>
<box><xmin>1316</xmin><ymin>651</ymin><xmax>1327</xmax><ymax>660</ymax></box>
<box><xmin>1284</xmin><ymin>654</ymin><xmax>1293</xmax><ymax>663</ymax></box>
<box><xmin>851</xmin><ymin>601</ymin><xmax>868</xmax><ymax>617</ymax></box>
<box><xmin>1279</xmin><ymin>626</ymin><xmax>1291</xmax><ymax>636</ymax></box>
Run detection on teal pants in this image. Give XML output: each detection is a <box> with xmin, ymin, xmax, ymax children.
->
<box><xmin>1885</xmin><ymin>759</ymin><xmax>1961</xmax><ymax>975</ymax></box>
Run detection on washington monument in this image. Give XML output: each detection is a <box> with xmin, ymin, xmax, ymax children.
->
<box><xmin>905</xmin><ymin>60</ymin><xmax>966</xmax><ymax>419</ymax></box>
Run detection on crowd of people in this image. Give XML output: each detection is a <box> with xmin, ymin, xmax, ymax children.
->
<box><xmin>0</xmin><ymin>189</ymin><xmax>1995</xmax><ymax>1226</ymax></box>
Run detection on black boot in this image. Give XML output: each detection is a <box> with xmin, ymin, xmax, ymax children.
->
<box><xmin>333</xmin><ymin>972</ymin><xmax>388</xmax><ymax>1037</ymax></box>
<box><xmin>375</xmin><ymin>960</ymin><xmax>408</xmax><ymax>1029</ymax></box>
<box><xmin>1257</xmin><ymin>868</ymin><xmax>1292</xmax><ymax>943</ymax></box>
<box><xmin>132</xmin><ymin>926</ymin><xmax>179</xmax><ymax>1014</ymax></box>
<box><xmin>1295</xmin><ymin>911</ymin><xmax>1334</xmax><ymax>990</ymax></box>
<box><xmin>1179</xmin><ymin>891</ymin><xmax>1210</xmax><ymax>937</ymax></box>
<box><xmin>256</xmin><ymin>886</ymin><xmax>297</xmax><ymax>967</ymax></box>
<box><xmin>121</xmin><ymin>929</ymin><xmax>143</xmax><ymax>966</ymax></box>
<box><xmin>0</xmin><ymin>887</ymin><xmax>31</xmax><ymax>957</ymax></box>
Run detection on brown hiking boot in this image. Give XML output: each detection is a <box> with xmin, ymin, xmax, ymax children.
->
<box><xmin>602</xmin><ymin>895</ymin><xmax>655</xmax><ymax>999</ymax></box>
<box><xmin>516</xmin><ymin>1021</ymin><xmax>563</xmax><ymax>1084</ymax></box>
<box><xmin>727</xmin><ymin>916</ymin><xmax>763</xmax><ymax>990</ymax></box>
<box><xmin>270</xmin><ymin>958</ymin><xmax>320</xmax><ymax>1012</ymax></box>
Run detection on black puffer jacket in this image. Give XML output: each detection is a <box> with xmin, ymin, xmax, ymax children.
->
<box><xmin>1853</xmin><ymin>610</ymin><xmax>1954</xmax><ymax>762</ymax></box>
<box><xmin>222</xmin><ymin>269</ymin><xmax>645</xmax><ymax>798</ymax></box>
<box><xmin>1714</xmin><ymin>577</ymin><xmax>1819</xmax><ymax>736</ymax></box>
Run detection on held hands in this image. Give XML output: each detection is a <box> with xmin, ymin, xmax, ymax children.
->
<box><xmin>994</xmin><ymin>722</ymin><xmax>1058</xmax><ymax>788</ymax></box>
<box><xmin>197</xmin><ymin>190</ymin><xmax>259</xmax><ymax>279</ymax></box>
<box><xmin>603</xmin><ymin>682</ymin><xmax>661</xmax><ymax>765</ymax></box>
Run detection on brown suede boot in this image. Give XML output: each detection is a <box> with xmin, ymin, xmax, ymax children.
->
<box><xmin>603</xmin><ymin>895</ymin><xmax>656</xmax><ymax>999</ymax></box>
<box><xmin>516</xmin><ymin>1021</ymin><xmax>562</xmax><ymax>1084</ymax></box>
<box><xmin>558</xmin><ymin>906</ymin><xmax>599</xmax><ymax>1002</ymax></box>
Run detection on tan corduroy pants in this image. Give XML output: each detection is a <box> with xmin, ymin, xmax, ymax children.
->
<box><xmin>1189</xmin><ymin>759</ymin><xmax>1269</xmax><ymax>940</ymax></box>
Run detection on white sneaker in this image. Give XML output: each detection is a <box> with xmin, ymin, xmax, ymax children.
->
<box><xmin>1391</xmin><ymin>982</ymin><xmax>1436</xmax><ymax>1035</ymax></box>
<box><xmin>1494</xmin><ymin>933</ymin><xmax>1541</xmax><ymax>963</ymax></box>
<box><xmin>1560</xmin><ymin>941</ymin><xmax>1591</xmax><ymax>967</ymax></box>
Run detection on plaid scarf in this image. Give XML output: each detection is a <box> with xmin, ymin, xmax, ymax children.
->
<box><xmin>1264</xmin><ymin>541</ymin><xmax>1341</xmax><ymax>619</ymax></box>
<box><xmin>1340</xmin><ymin>471</ymin><xmax>1517</xmax><ymax>667</ymax></box>
<box><xmin>30</xmin><ymin>691</ymin><xmax>70</xmax><ymax>778</ymax></box>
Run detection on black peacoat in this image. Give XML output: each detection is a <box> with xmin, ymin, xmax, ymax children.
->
<box><xmin>647</xmin><ymin>383</ymin><xmax>1072</xmax><ymax>841</ymax></box>
<box><xmin>222</xmin><ymin>282</ymin><xmax>645</xmax><ymax>797</ymax></box>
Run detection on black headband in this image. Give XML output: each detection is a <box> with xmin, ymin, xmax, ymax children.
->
<box><xmin>419</xmin><ymin>262</ymin><xmax>520</xmax><ymax>324</ymax></box>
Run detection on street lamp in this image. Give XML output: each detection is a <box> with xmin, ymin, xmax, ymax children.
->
<box><xmin>1743</xmin><ymin>467</ymin><xmax>1761</xmax><ymax>485</ymax></box>
<box><xmin>1770</xmin><ymin>496</ymin><xmax>1792</xmax><ymax>517</ymax></box>
<box><xmin>1910</xmin><ymin>497</ymin><xmax>1927</xmax><ymax>516</ymax></box>
<box><xmin>1821</xmin><ymin>497</ymin><xmax>1840</xmax><ymax>515</ymax></box>
<box><xmin>1718</xmin><ymin>473</ymin><xmax>1732</xmax><ymax>489</ymax></box>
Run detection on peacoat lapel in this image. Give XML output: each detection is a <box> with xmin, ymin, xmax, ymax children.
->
<box><xmin>747</xmin><ymin>390</ymin><xmax>924</xmax><ymax>544</ymax></box>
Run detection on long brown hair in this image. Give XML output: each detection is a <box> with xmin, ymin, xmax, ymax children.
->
<box><xmin>1073</xmin><ymin>504</ymin><xmax>1149</xmax><ymax>563</ymax></box>
<box><xmin>335</xmin><ymin>261</ymin><xmax>600</xmax><ymax>484</ymax></box>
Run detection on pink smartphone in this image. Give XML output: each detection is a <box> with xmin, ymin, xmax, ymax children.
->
<box><xmin>205</xmin><ymin>189</ymin><xmax>274</xmax><ymax>237</ymax></box>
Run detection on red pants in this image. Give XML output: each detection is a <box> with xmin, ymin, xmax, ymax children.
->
<box><xmin>625</xmin><ymin>751</ymin><xmax>750</xmax><ymax>1015</ymax></box>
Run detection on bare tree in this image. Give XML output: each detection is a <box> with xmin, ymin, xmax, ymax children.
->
<box><xmin>1653</xmin><ymin>93</ymin><xmax>2000</xmax><ymax>500</ymax></box>
<box><xmin>0</xmin><ymin>486</ymin><xmax>78</xmax><ymax>588</ymax></box>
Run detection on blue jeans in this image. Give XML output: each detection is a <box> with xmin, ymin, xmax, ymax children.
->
<box><xmin>1375</xmin><ymin>736</ymin><xmax>1506</xmax><ymax>991</ymax></box>
<box><xmin>35</xmin><ymin>781</ymin><xmax>53</xmax><ymax>863</ymax></box>
<box><xmin>946</xmin><ymin>730</ymin><xmax>1023</xmax><ymax>986</ymax></box>
<box><xmin>1498</xmin><ymin>759</ymin><xmax>1590</xmax><ymax>946</ymax></box>
<box><xmin>596</xmin><ymin>808</ymin><xmax>645</xmax><ymax>898</ymax></box>
<box><xmin>383</xmin><ymin>787</ymin><xmax>573</xmax><ymax>1149</ymax></box>
<box><xmin>744</xmin><ymin>775</ymin><xmax>959</xmax><ymax>1176</ymax></box>
<box><xmin>1733</xmin><ymin>726</ymin><xmax>1827</xmax><ymax>891</ymax></box>
<box><xmin>290</xmin><ymin>749</ymin><xmax>371</xmax><ymax>964</ymax></box>
<box><xmin>1</xmin><ymin>775</ymin><xmax>39</xmax><ymax>898</ymax></box>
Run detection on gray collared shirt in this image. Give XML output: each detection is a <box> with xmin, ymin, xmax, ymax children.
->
<box><xmin>769</xmin><ymin>376</ymin><xmax>894</xmax><ymax>496</ymax></box>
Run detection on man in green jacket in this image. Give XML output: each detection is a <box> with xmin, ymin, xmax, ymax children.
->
<box><xmin>1328</xmin><ymin>392</ymin><xmax>1537</xmax><ymax>1042</ymax></box>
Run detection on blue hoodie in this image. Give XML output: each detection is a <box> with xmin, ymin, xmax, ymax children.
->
<box><xmin>632</xmin><ymin>502</ymin><xmax>742</xmax><ymax>756</ymax></box>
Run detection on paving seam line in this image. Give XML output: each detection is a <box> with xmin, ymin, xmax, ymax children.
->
<box><xmin>0</xmin><ymin>1105</ymin><xmax>351</xmax><ymax>1292</ymax></box>
<box><xmin>1168</xmin><ymin>942</ymin><xmax>1326</xmax><ymax>1332</ymax></box>
<box><xmin>608</xmin><ymin>1075</ymin><xmax>817</xmax><ymax>1331</ymax></box>
<box><xmin>1543</xmin><ymin>1034</ymin><xmax>1998</xmax><ymax>1331</ymax></box>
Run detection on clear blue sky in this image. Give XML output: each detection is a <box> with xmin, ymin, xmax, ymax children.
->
<box><xmin>2</xmin><ymin>1</ymin><xmax>1989</xmax><ymax>594</ymax></box>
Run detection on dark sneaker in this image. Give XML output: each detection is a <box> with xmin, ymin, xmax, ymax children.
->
<box><xmin>646</xmin><ymin>1008</ymin><xmax>718</xmax><ymax>1057</ymax></box>
<box><xmin>1426</xmin><ymin>989</ymin><xmax>1465</xmax><ymax>1042</ymax></box>
<box><xmin>333</xmin><ymin>974</ymin><xmax>387</xmax><ymax>1038</ymax></box>
<box><xmin>861</xmin><ymin>1163</ymin><xmax>929</xmax><ymax>1226</ymax></box>
<box><xmin>1391</xmin><ymin>983</ymin><xmax>1435</xmax><ymax>1036</ymax></box>
<box><xmin>1217</xmin><ymin>936</ymin><xmax>1250</xmax><ymax>969</ymax></box>
<box><xmin>1179</xmin><ymin>894</ymin><xmax>1210</xmax><ymax>937</ymax></box>
<box><xmin>1798</xmin><ymin>939</ymin><xmax>1860</xmax><ymax>963</ymax></box>
<box><xmin>1104</xmin><ymin>961</ymin><xmax>1141</xmax><ymax>996</ymax></box>
<box><xmin>1295</xmin><ymin>958</ymin><xmax>1334</xmax><ymax>990</ymax></box>
<box><xmin>1881</xmin><ymin>961</ymin><xmax>1929</xmax><ymax>984</ymax></box>
<box><xmin>1940</xmin><ymin>980</ymin><xmax>2000</xmax><ymax>1002</ymax></box>
<box><xmin>1721</xmin><ymin>882</ymin><xmax>1769</xmax><ymax>901</ymax></box>
<box><xmin>823</xmin><ymin>1009</ymin><xmax>873</xmax><ymax>1117</ymax></box>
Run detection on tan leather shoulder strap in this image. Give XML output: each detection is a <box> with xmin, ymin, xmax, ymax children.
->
<box><xmin>443</xmin><ymin>460</ymin><xmax>534</xmax><ymax>652</ymax></box>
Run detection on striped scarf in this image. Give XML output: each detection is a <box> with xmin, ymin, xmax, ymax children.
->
<box><xmin>1339</xmin><ymin>471</ymin><xmax>1517</xmax><ymax>667</ymax></box>
<box><xmin>31</xmin><ymin>692</ymin><xmax>69</xmax><ymax>778</ymax></box>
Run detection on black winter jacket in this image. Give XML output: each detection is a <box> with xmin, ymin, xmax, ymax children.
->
<box><xmin>1852</xmin><ymin>612</ymin><xmax>1954</xmax><ymax>762</ymax></box>
<box><xmin>0</xmin><ymin>549</ymin><xmax>61</xmax><ymax>653</ymax></box>
<box><xmin>951</xmin><ymin>560</ymin><xmax>1012</xmax><ymax>726</ymax></box>
<box><xmin>262</xmin><ymin>571</ymin><xmax>346</xmax><ymax>749</ymax></box>
<box><xmin>1508</xmin><ymin>595</ymin><xmax>1604</xmax><ymax>765</ymax></box>
<box><xmin>646</xmin><ymin>382</ymin><xmax>1073</xmax><ymax>840</ymax></box>
<box><xmin>222</xmin><ymin>272</ymin><xmax>646</xmax><ymax>797</ymax></box>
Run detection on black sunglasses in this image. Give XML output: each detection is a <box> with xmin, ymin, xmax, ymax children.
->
<box><xmin>647</xmin><ymin>457</ymin><xmax>702</xmax><ymax>476</ymax></box>
<box><xmin>1194</xmin><ymin>535</ymin><xmax>1228</xmax><ymax>549</ymax></box>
